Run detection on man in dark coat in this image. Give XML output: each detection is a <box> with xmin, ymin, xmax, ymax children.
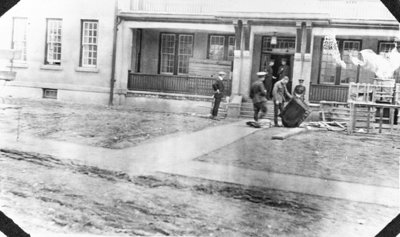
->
<box><xmin>272</xmin><ymin>76</ymin><xmax>292</xmax><ymax>127</ymax></box>
<box><xmin>294</xmin><ymin>78</ymin><xmax>306</xmax><ymax>102</ymax></box>
<box><xmin>249</xmin><ymin>72</ymin><xmax>268</xmax><ymax>122</ymax></box>
<box><xmin>264</xmin><ymin>60</ymin><xmax>276</xmax><ymax>100</ymax></box>
<box><xmin>278</xmin><ymin>58</ymin><xmax>291</xmax><ymax>92</ymax></box>
<box><xmin>210</xmin><ymin>71</ymin><xmax>226</xmax><ymax>120</ymax></box>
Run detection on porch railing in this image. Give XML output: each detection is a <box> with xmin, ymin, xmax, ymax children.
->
<box><xmin>309</xmin><ymin>84</ymin><xmax>349</xmax><ymax>103</ymax></box>
<box><xmin>127</xmin><ymin>72</ymin><xmax>232</xmax><ymax>96</ymax></box>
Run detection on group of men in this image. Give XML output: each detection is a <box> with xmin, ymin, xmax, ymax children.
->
<box><xmin>210</xmin><ymin>58</ymin><xmax>306</xmax><ymax>126</ymax></box>
<box><xmin>250</xmin><ymin>58</ymin><xmax>306</xmax><ymax>126</ymax></box>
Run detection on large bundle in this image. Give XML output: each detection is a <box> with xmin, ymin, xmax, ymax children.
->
<box><xmin>279</xmin><ymin>97</ymin><xmax>311</xmax><ymax>127</ymax></box>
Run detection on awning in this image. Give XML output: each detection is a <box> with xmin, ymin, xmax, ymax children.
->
<box><xmin>0</xmin><ymin>0</ymin><xmax>20</xmax><ymax>17</ymax></box>
<box><xmin>381</xmin><ymin>0</ymin><xmax>400</xmax><ymax>22</ymax></box>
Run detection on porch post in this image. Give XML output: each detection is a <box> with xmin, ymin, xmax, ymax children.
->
<box><xmin>231</xmin><ymin>20</ymin><xmax>242</xmax><ymax>96</ymax></box>
<box><xmin>231</xmin><ymin>19</ymin><xmax>252</xmax><ymax>98</ymax></box>
<box><xmin>292</xmin><ymin>21</ymin><xmax>313</xmax><ymax>102</ymax></box>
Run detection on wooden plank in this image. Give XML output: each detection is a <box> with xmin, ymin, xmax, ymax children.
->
<box><xmin>379</xmin><ymin>107</ymin><xmax>383</xmax><ymax>134</ymax></box>
<box><xmin>367</xmin><ymin>106</ymin><xmax>371</xmax><ymax>133</ymax></box>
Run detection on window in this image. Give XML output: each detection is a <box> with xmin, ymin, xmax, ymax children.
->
<box><xmin>42</xmin><ymin>88</ymin><xmax>57</xmax><ymax>99</ymax></box>
<box><xmin>319</xmin><ymin>39</ymin><xmax>361</xmax><ymax>85</ymax></box>
<box><xmin>378</xmin><ymin>41</ymin><xmax>400</xmax><ymax>82</ymax></box>
<box><xmin>160</xmin><ymin>33</ymin><xmax>193</xmax><ymax>75</ymax></box>
<box><xmin>80</xmin><ymin>20</ymin><xmax>98</xmax><ymax>68</ymax></box>
<box><xmin>45</xmin><ymin>19</ymin><xmax>62</xmax><ymax>65</ymax></box>
<box><xmin>340</xmin><ymin>41</ymin><xmax>360</xmax><ymax>84</ymax></box>
<box><xmin>208</xmin><ymin>35</ymin><xmax>235</xmax><ymax>61</ymax></box>
<box><xmin>178</xmin><ymin>35</ymin><xmax>193</xmax><ymax>74</ymax></box>
<box><xmin>160</xmin><ymin>34</ymin><xmax>176</xmax><ymax>74</ymax></box>
<box><xmin>262</xmin><ymin>37</ymin><xmax>296</xmax><ymax>53</ymax></box>
<box><xmin>11</xmin><ymin>17</ymin><xmax>28</xmax><ymax>61</ymax></box>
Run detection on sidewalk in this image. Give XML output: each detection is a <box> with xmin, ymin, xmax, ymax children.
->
<box><xmin>0</xmin><ymin>120</ymin><xmax>260</xmax><ymax>174</ymax></box>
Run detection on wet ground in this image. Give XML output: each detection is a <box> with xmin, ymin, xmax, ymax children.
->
<box><xmin>0</xmin><ymin>98</ymin><xmax>232</xmax><ymax>149</ymax></box>
<box><xmin>197</xmin><ymin>130</ymin><xmax>399</xmax><ymax>188</ymax></box>
<box><xmin>0</xmin><ymin>149</ymin><xmax>396</xmax><ymax>236</ymax></box>
<box><xmin>0</xmin><ymin>98</ymin><xmax>398</xmax><ymax>236</ymax></box>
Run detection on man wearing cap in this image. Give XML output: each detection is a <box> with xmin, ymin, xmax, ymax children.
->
<box><xmin>294</xmin><ymin>79</ymin><xmax>306</xmax><ymax>102</ymax></box>
<box><xmin>272</xmin><ymin>76</ymin><xmax>292</xmax><ymax>127</ymax></box>
<box><xmin>278</xmin><ymin>58</ymin><xmax>291</xmax><ymax>92</ymax></box>
<box><xmin>263</xmin><ymin>60</ymin><xmax>276</xmax><ymax>100</ymax></box>
<box><xmin>249</xmin><ymin>72</ymin><xmax>268</xmax><ymax>122</ymax></box>
<box><xmin>210</xmin><ymin>71</ymin><xmax>226</xmax><ymax>120</ymax></box>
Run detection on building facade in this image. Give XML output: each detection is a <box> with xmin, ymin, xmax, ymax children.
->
<box><xmin>0</xmin><ymin>0</ymin><xmax>399</xmax><ymax>109</ymax></box>
<box><xmin>0</xmin><ymin>0</ymin><xmax>125</xmax><ymax>104</ymax></box>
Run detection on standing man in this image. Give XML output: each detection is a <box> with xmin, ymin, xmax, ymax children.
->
<box><xmin>264</xmin><ymin>60</ymin><xmax>276</xmax><ymax>100</ymax></box>
<box><xmin>210</xmin><ymin>71</ymin><xmax>226</xmax><ymax>120</ymax></box>
<box><xmin>294</xmin><ymin>78</ymin><xmax>306</xmax><ymax>102</ymax></box>
<box><xmin>249</xmin><ymin>72</ymin><xmax>268</xmax><ymax>122</ymax></box>
<box><xmin>278</xmin><ymin>58</ymin><xmax>291</xmax><ymax>92</ymax></box>
<box><xmin>272</xmin><ymin>76</ymin><xmax>292</xmax><ymax>127</ymax></box>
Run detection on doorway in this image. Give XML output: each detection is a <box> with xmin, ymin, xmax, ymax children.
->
<box><xmin>260</xmin><ymin>53</ymin><xmax>294</xmax><ymax>91</ymax></box>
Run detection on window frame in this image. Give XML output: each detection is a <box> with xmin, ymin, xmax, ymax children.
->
<box><xmin>207</xmin><ymin>34</ymin><xmax>236</xmax><ymax>61</ymax></box>
<box><xmin>11</xmin><ymin>17</ymin><xmax>28</xmax><ymax>62</ymax></box>
<box><xmin>44</xmin><ymin>18</ymin><xmax>63</xmax><ymax>65</ymax></box>
<box><xmin>261</xmin><ymin>36</ymin><xmax>296</xmax><ymax>53</ymax></box>
<box><xmin>318</xmin><ymin>38</ymin><xmax>362</xmax><ymax>85</ymax></box>
<box><xmin>158</xmin><ymin>32</ymin><xmax>194</xmax><ymax>75</ymax></box>
<box><xmin>79</xmin><ymin>19</ymin><xmax>99</xmax><ymax>68</ymax></box>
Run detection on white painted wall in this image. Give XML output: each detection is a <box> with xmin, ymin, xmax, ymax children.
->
<box><xmin>0</xmin><ymin>0</ymin><xmax>119</xmax><ymax>102</ymax></box>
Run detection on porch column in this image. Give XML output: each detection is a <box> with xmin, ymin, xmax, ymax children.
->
<box><xmin>292</xmin><ymin>21</ymin><xmax>313</xmax><ymax>102</ymax></box>
<box><xmin>232</xmin><ymin>19</ymin><xmax>252</xmax><ymax>98</ymax></box>
<box><xmin>114</xmin><ymin>21</ymin><xmax>132</xmax><ymax>105</ymax></box>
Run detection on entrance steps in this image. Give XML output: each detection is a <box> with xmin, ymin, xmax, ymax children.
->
<box><xmin>240</xmin><ymin>101</ymin><xmax>275</xmax><ymax>119</ymax></box>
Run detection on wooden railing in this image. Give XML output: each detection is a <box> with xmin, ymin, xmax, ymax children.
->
<box><xmin>309</xmin><ymin>84</ymin><xmax>349</xmax><ymax>103</ymax></box>
<box><xmin>127</xmin><ymin>72</ymin><xmax>232</xmax><ymax>96</ymax></box>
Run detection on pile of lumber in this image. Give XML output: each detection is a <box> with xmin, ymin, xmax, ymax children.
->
<box><xmin>307</xmin><ymin>121</ymin><xmax>347</xmax><ymax>132</ymax></box>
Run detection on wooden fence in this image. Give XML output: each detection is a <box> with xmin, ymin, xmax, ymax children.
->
<box><xmin>309</xmin><ymin>84</ymin><xmax>349</xmax><ymax>103</ymax></box>
<box><xmin>127</xmin><ymin>72</ymin><xmax>232</xmax><ymax>96</ymax></box>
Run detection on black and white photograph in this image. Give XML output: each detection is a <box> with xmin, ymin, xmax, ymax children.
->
<box><xmin>0</xmin><ymin>0</ymin><xmax>399</xmax><ymax>236</ymax></box>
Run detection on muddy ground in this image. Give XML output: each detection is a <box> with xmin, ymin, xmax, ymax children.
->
<box><xmin>0</xmin><ymin>98</ymin><xmax>398</xmax><ymax>236</ymax></box>
<box><xmin>0</xmin><ymin>98</ymin><xmax>232</xmax><ymax>149</ymax></box>
<box><xmin>197</xmin><ymin>130</ymin><xmax>399</xmax><ymax>188</ymax></box>
<box><xmin>0</xmin><ymin>149</ymin><xmax>396</xmax><ymax>237</ymax></box>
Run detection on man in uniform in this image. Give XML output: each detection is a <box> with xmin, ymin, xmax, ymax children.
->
<box><xmin>264</xmin><ymin>60</ymin><xmax>276</xmax><ymax>100</ymax></box>
<box><xmin>249</xmin><ymin>72</ymin><xmax>268</xmax><ymax>122</ymax></box>
<box><xmin>210</xmin><ymin>71</ymin><xmax>226</xmax><ymax>120</ymax></box>
<box><xmin>272</xmin><ymin>76</ymin><xmax>292</xmax><ymax>127</ymax></box>
<box><xmin>278</xmin><ymin>58</ymin><xmax>291</xmax><ymax>92</ymax></box>
<box><xmin>293</xmin><ymin>78</ymin><xmax>306</xmax><ymax>102</ymax></box>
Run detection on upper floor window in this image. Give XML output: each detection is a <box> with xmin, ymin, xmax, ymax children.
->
<box><xmin>208</xmin><ymin>35</ymin><xmax>235</xmax><ymax>61</ymax></box>
<box><xmin>45</xmin><ymin>19</ymin><xmax>62</xmax><ymax>65</ymax></box>
<box><xmin>80</xmin><ymin>20</ymin><xmax>98</xmax><ymax>68</ymax></box>
<box><xmin>11</xmin><ymin>17</ymin><xmax>28</xmax><ymax>61</ymax></box>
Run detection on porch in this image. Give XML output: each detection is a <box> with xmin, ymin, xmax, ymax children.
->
<box><xmin>127</xmin><ymin>72</ymin><xmax>232</xmax><ymax>96</ymax></box>
<box><xmin>309</xmin><ymin>84</ymin><xmax>349</xmax><ymax>103</ymax></box>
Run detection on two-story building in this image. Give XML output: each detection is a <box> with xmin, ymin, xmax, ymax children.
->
<box><xmin>0</xmin><ymin>0</ymin><xmax>126</xmax><ymax>104</ymax></box>
<box><xmin>0</xmin><ymin>0</ymin><xmax>399</xmax><ymax>114</ymax></box>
